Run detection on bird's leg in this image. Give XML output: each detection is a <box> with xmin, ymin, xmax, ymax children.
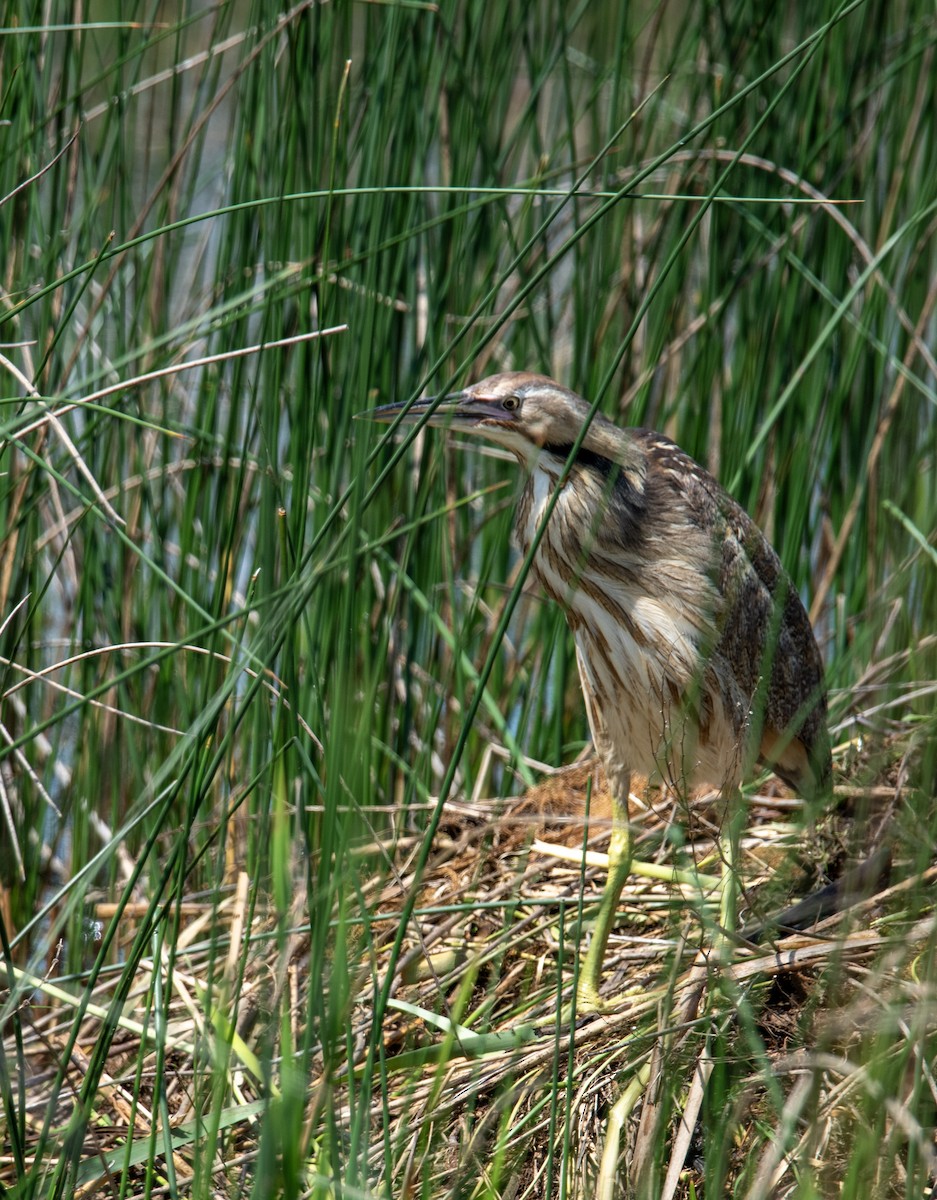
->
<box><xmin>577</xmin><ymin>779</ymin><xmax>633</xmax><ymax>1012</ymax></box>
<box><xmin>716</xmin><ymin>789</ymin><xmax>744</xmax><ymax>957</ymax></box>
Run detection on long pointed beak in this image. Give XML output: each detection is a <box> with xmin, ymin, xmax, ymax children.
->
<box><xmin>355</xmin><ymin>392</ymin><xmax>480</xmax><ymax>429</ymax></box>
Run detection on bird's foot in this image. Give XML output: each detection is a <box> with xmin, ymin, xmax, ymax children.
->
<box><xmin>574</xmin><ymin>977</ymin><xmax>608</xmax><ymax>1015</ymax></box>
<box><xmin>572</xmin><ymin>974</ymin><xmax>646</xmax><ymax>1016</ymax></box>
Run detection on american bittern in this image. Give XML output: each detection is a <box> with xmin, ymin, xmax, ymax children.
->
<box><xmin>363</xmin><ymin>372</ymin><xmax>830</xmax><ymax>1010</ymax></box>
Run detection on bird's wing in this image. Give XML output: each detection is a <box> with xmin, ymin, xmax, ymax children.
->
<box><xmin>634</xmin><ymin>430</ymin><xmax>830</xmax><ymax>794</ymax></box>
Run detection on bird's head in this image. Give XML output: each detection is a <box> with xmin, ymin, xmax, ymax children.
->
<box><xmin>358</xmin><ymin>371</ymin><xmax>626</xmax><ymax>469</ymax></box>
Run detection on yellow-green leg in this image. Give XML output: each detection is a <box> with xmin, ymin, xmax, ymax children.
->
<box><xmin>717</xmin><ymin>795</ymin><xmax>744</xmax><ymax>958</ymax></box>
<box><xmin>577</xmin><ymin>788</ymin><xmax>633</xmax><ymax>1012</ymax></box>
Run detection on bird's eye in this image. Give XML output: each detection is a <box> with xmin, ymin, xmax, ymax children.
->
<box><xmin>501</xmin><ymin>395</ymin><xmax>520</xmax><ymax>412</ymax></box>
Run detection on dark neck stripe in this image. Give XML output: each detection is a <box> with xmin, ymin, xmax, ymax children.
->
<box><xmin>542</xmin><ymin>441</ymin><xmax>617</xmax><ymax>476</ymax></box>
<box><xmin>542</xmin><ymin>440</ymin><xmax>645</xmax><ymax>519</ymax></box>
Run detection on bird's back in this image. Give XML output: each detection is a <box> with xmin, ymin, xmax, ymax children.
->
<box><xmin>516</xmin><ymin>426</ymin><xmax>830</xmax><ymax>800</ymax></box>
<box><xmin>637</xmin><ymin>431</ymin><xmax>831</xmax><ymax>796</ymax></box>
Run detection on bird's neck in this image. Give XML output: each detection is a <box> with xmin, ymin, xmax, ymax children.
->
<box><xmin>523</xmin><ymin>436</ymin><xmax>647</xmax><ymax>519</ymax></box>
<box><xmin>515</xmin><ymin>441</ymin><xmax>648</xmax><ymax>569</ymax></box>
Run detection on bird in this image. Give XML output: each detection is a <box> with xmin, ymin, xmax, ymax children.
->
<box><xmin>362</xmin><ymin>372</ymin><xmax>831</xmax><ymax>1010</ymax></box>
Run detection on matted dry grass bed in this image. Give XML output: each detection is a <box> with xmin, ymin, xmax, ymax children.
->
<box><xmin>8</xmin><ymin>735</ymin><xmax>935</xmax><ymax>1198</ymax></box>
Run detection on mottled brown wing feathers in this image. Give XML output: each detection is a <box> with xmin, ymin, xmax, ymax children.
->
<box><xmin>635</xmin><ymin>431</ymin><xmax>831</xmax><ymax>795</ymax></box>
